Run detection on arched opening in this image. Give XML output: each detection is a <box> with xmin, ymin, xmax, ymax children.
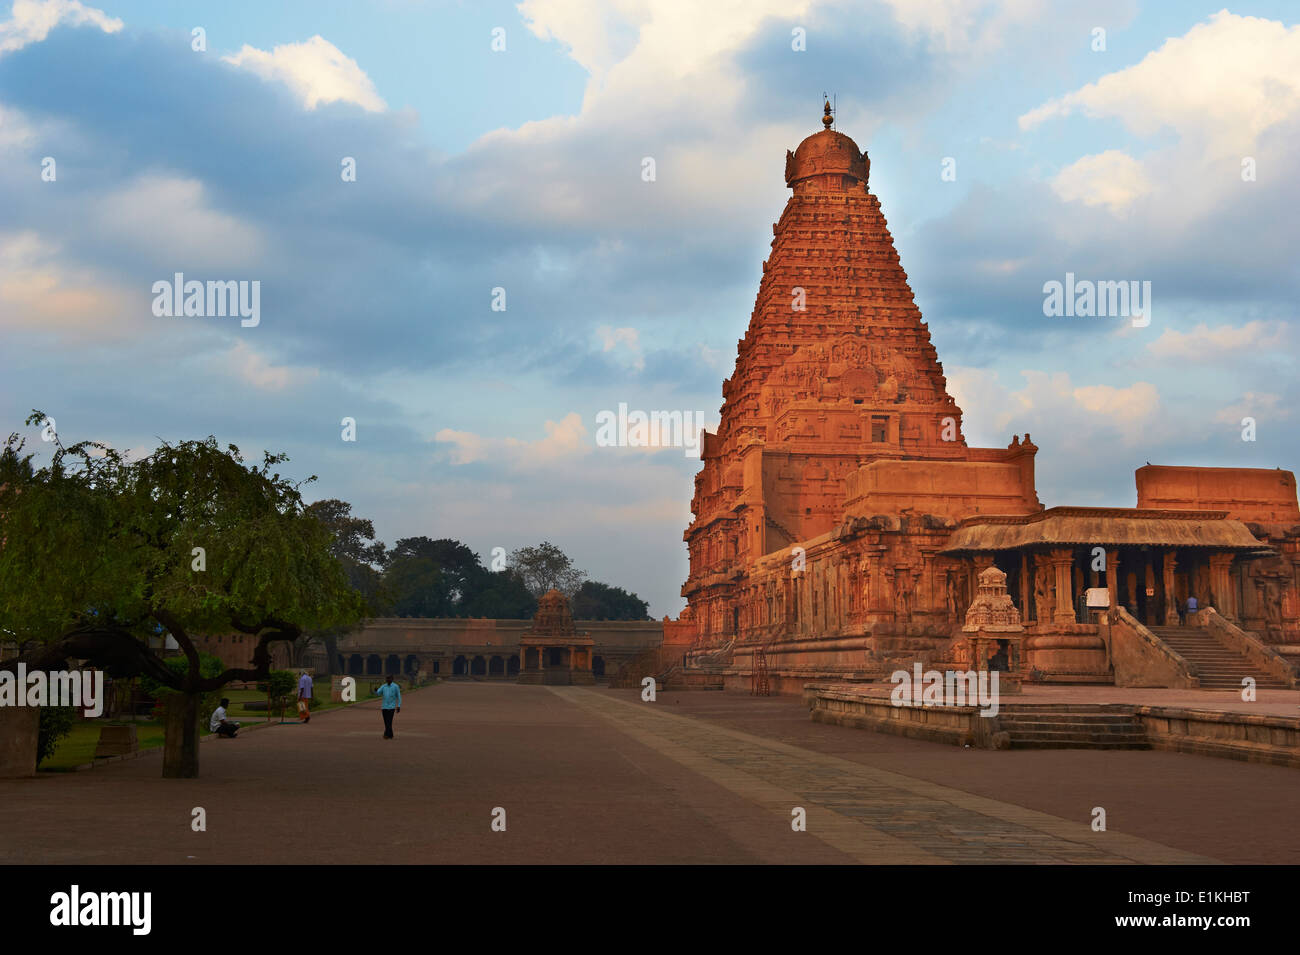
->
<box><xmin>471</xmin><ymin>655</ymin><xmax>487</xmax><ymax>676</ymax></box>
<box><xmin>507</xmin><ymin>655</ymin><xmax>520</xmax><ymax>676</ymax></box>
<box><xmin>433</xmin><ymin>660</ymin><xmax>441</xmax><ymax>675</ymax></box>
<box><xmin>593</xmin><ymin>655</ymin><xmax>605</xmax><ymax>677</ymax></box>
<box><xmin>453</xmin><ymin>655</ymin><xmax>468</xmax><ymax>676</ymax></box>
<box><xmin>404</xmin><ymin>655</ymin><xmax>419</xmax><ymax>676</ymax></box>
<box><xmin>489</xmin><ymin>656</ymin><xmax>504</xmax><ymax>677</ymax></box>
<box><xmin>337</xmin><ymin>655</ymin><xmax>346</xmax><ymax>673</ymax></box>
<box><xmin>385</xmin><ymin>654</ymin><xmax>401</xmax><ymax>675</ymax></box>
<box><xmin>366</xmin><ymin>654</ymin><xmax>382</xmax><ymax>675</ymax></box>
<box><xmin>348</xmin><ymin>654</ymin><xmax>363</xmax><ymax>675</ymax></box>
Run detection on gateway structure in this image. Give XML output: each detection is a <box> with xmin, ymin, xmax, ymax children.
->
<box><xmin>678</xmin><ymin>104</ymin><xmax>1299</xmax><ymax>693</ymax></box>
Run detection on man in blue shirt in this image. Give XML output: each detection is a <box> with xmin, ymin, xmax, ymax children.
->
<box><xmin>374</xmin><ymin>674</ymin><xmax>402</xmax><ymax>739</ymax></box>
<box><xmin>297</xmin><ymin>671</ymin><xmax>313</xmax><ymax>723</ymax></box>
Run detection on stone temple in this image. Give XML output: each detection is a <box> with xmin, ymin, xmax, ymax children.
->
<box><xmin>677</xmin><ymin>103</ymin><xmax>1300</xmax><ymax>694</ymax></box>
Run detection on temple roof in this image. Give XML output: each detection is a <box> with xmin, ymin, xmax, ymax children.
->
<box><xmin>940</xmin><ymin>506</ymin><xmax>1272</xmax><ymax>554</ymax></box>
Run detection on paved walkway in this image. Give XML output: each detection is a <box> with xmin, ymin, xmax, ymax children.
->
<box><xmin>0</xmin><ymin>683</ymin><xmax>1293</xmax><ymax>864</ymax></box>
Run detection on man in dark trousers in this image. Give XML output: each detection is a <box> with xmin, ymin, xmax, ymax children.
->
<box><xmin>374</xmin><ymin>674</ymin><xmax>402</xmax><ymax>739</ymax></box>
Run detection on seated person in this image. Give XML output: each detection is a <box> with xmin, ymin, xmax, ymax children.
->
<box><xmin>210</xmin><ymin>698</ymin><xmax>240</xmax><ymax>738</ymax></box>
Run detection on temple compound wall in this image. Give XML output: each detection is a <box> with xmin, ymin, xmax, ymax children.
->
<box><xmin>196</xmin><ymin>617</ymin><xmax>664</xmax><ymax>680</ymax></box>
<box><xmin>678</xmin><ymin>105</ymin><xmax>1300</xmax><ymax>693</ymax></box>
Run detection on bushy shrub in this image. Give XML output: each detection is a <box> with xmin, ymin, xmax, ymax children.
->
<box><xmin>37</xmin><ymin>705</ymin><xmax>78</xmax><ymax>767</ymax></box>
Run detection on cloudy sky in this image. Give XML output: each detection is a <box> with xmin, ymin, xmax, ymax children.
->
<box><xmin>2</xmin><ymin>0</ymin><xmax>1297</xmax><ymax>617</ymax></box>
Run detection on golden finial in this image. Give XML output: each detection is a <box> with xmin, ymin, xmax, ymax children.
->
<box><xmin>822</xmin><ymin>98</ymin><xmax>833</xmax><ymax>129</ymax></box>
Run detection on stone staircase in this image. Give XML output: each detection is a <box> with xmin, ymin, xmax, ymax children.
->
<box><xmin>997</xmin><ymin>705</ymin><xmax>1150</xmax><ymax>750</ymax></box>
<box><xmin>1148</xmin><ymin>625</ymin><xmax>1290</xmax><ymax>690</ymax></box>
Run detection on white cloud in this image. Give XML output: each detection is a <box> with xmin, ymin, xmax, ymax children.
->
<box><xmin>223</xmin><ymin>35</ymin><xmax>387</xmax><ymax>112</ymax></box>
<box><xmin>1215</xmin><ymin>392</ymin><xmax>1288</xmax><ymax>425</ymax></box>
<box><xmin>1147</xmin><ymin>321</ymin><xmax>1287</xmax><ymax>362</ymax></box>
<box><xmin>1019</xmin><ymin>11</ymin><xmax>1300</xmax><ymax>158</ymax></box>
<box><xmin>91</xmin><ymin>176</ymin><xmax>264</xmax><ymax>268</ymax></box>
<box><xmin>0</xmin><ymin>230</ymin><xmax>132</xmax><ymax>338</ymax></box>
<box><xmin>948</xmin><ymin>367</ymin><xmax>1160</xmax><ymax>448</ymax></box>
<box><xmin>436</xmin><ymin>412</ymin><xmax>588</xmax><ymax>466</ymax></box>
<box><xmin>223</xmin><ymin>341</ymin><xmax>318</xmax><ymax>392</ymax></box>
<box><xmin>1051</xmin><ymin>149</ymin><xmax>1151</xmax><ymax>214</ymax></box>
<box><xmin>596</xmin><ymin>324</ymin><xmax>644</xmax><ymax>370</ymax></box>
<box><xmin>0</xmin><ymin>0</ymin><xmax>122</xmax><ymax>56</ymax></box>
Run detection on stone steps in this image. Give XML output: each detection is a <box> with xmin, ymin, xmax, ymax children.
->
<box><xmin>1147</xmin><ymin>626</ymin><xmax>1290</xmax><ymax>689</ymax></box>
<box><xmin>998</xmin><ymin>713</ymin><xmax>1150</xmax><ymax>750</ymax></box>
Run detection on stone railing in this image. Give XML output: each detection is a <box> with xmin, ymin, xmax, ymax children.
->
<box><xmin>1108</xmin><ymin>606</ymin><xmax>1199</xmax><ymax>688</ymax></box>
<box><xmin>1202</xmin><ymin>608</ymin><xmax>1299</xmax><ymax>689</ymax></box>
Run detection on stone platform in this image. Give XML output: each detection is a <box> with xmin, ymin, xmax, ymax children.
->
<box><xmin>805</xmin><ymin>683</ymin><xmax>1300</xmax><ymax>767</ymax></box>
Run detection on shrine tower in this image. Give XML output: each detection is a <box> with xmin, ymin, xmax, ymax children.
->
<box><xmin>682</xmin><ymin>104</ymin><xmax>1039</xmax><ymax>644</ymax></box>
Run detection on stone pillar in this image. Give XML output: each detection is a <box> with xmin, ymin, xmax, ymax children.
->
<box><xmin>1163</xmin><ymin>551</ymin><xmax>1179</xmax><ymax>625</ymax></box>
<box><xmin>1106</xmin><ymin>548</ymin><xmax>1120</xmax><ymax>618</ymax></box>
<box><xmin>1051</xmin><ymin>548</ymin><xmax>1075</xmax><ymax>625</ymax></box>
<box><xmin>1209</xmin><ymin>553</ymin><xmax>1236</xmax><ymax>619</ymax></box>
<box><xmin>864</xmin><ymin>553</ymin><xmax>887</xmax><ymax>613</ymax></box>
<box><xmin>0</xmin><ymin>705</ymin><xmax>38</xmax><ymax>778</ymax></box>
<box><xmin>1020</xmin><ymin>552</ymin><xmax>1031</xmax><ymax>618</ymax></box>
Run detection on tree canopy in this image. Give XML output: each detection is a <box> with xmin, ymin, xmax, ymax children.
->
<box><xmin>0</xmin><ymin>416</ymin><xmax>366</xmax><ymax>775</ymax></box>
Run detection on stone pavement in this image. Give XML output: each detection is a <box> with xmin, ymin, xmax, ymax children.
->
<box><xmin>0</xmin><ymin>682</ymin><xmax>1291</xmax><ymax>864</ymax></box>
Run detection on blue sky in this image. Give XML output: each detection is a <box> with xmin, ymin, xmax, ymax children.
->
<box><xmin>2</xmin><ymin>0</ymin><xmax>1298</xmax><ymax>617</ymax></box>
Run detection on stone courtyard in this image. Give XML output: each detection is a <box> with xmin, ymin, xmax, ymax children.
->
<box><xmin>3</xmin><ymin>682</ymin><xmax>1295</xmax><ymax>865</ymax></box>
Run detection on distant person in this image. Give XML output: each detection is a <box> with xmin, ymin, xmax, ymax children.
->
<box><xmin>374</xmin><ymin>674</ymin><xmax>402</xmax><ymax>739</ymax></box>
<box><xmin>297</xmin><ymin>670</ymin><xmax>313</xmax><ymax>723</ymax></box>
<box><xmin>210</xmin><ymin>699</ymin><xmax>239</xmax><ymax>738</ymax></box>
<box><xmin>1176</xmin><ymin>596</ymin><xmax>1187</xmax><ymax>625</ymax></box>
<box><xmin>1186</xmin><ymin>595</ymin><xmax>1198</xmax><ymax>621</ymax></box>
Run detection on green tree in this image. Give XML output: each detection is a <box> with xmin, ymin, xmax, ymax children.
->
<box><xmin>297</xmin><ymin>499</ymin><xmax>385</xmax><ymax>671</ymax></box>
<box><xmin>509</xmin><ymin>541</ymin><xmax>586</xmax><ymax>599</ymax></box>
<box><xmin>0</xmin><ymin>416</ymin><xmax>364</xmax><ymax>778</ymax></box>
<box><xmin>571</xmin><ymin>580</ymin><xmax>651</xmax><ymax>621</ymax></box>
<box><xmin>463</xmin><ymin>568</ymin><xmax>538</xmax><ymax>619</ymax></box>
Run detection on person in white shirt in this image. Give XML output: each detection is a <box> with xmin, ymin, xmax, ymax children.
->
<box><xmin>297</xmin><ymin>671</ymin><xmax>313</xmax><ymax>723</ymax></box>
<box><xmin>210</xmin><ymin>698</ymin><xmax>240</xmax><ymax>738</ymax></box>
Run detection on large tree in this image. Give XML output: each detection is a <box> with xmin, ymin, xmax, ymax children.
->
<box><xmin>509</xmin><ymin>541</ymin><xmax>586</xmax><ymax>599</ymax></box>
<box><xmin>296</xmin><ymin>499</ymin><xmax>385</xmax><ymax>670</ymax></box>
<box><xmin>571</xmin><ymin>580</ymin><xmax>651</xmax><ymax>621</ymax></box>
<box><xmin>0</xmin><ymin>417</ymin><xmax>364</xmax><ymax>777</ymax></box>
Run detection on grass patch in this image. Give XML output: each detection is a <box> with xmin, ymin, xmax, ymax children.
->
<box><xmin>37</xmin><ymin>680</ymin><xmax>436</xmax><ymax>770</ymax></box>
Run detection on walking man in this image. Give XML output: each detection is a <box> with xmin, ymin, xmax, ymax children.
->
<box><xmin>374</xmin><ymin>674</ymin><xmax>402</xmax><ymax>739</ymax></box>
<box><xmin>297</xmin><ymin>670</ymin><xmax>313</xmax><ymax>723</ymax></box>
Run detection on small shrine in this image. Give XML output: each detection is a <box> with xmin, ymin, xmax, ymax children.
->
<box><xmin>954</xmin><ymin>566</ymin><xmax>1025</xmax><ymax>691</ymax></box>
<box><xmin>517</xmin><ymin>590</ymin><xmax>596</xmax><ymax>685</ymax></box>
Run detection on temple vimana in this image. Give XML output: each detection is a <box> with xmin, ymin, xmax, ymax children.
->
<box><xmin>675</xmin><ymin>104</ymin><xmax>1300</xmax><ymax>694</ymax></box>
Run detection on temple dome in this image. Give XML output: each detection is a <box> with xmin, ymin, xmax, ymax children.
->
<box><xmin>784</xmin><ymin>101</ymin><xmax>869</xmax><ymax>189</ymax></box>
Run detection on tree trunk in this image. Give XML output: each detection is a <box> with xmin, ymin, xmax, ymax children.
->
<box><xmin>162</xmin><ymin>692</ymin><xmax>201</xmax><ymax>778</ymax></box>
